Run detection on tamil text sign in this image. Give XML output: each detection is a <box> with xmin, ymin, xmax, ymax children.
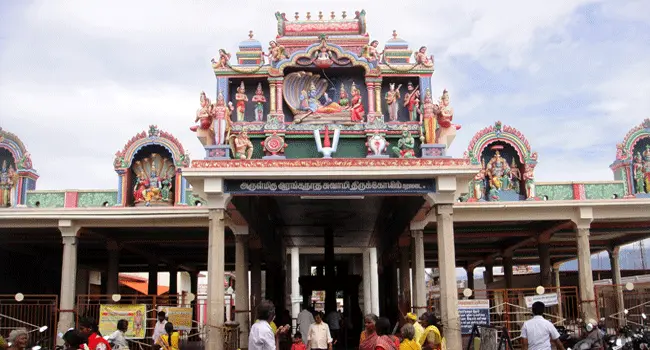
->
<box><xmin>160</xmin><ymin>307</ymin><xmax>193</xmax><ymax>331</ymax></box>
<box><xmin>524</xmin><ymin>293</ymin><xmax>559</xmax><ymax>308</ymax></box>
<box><xmin>458</xmin><ymin>299</ymin><xmax>490</xmax><ymax>335</ymax></box>
<box><xmin>225</xmin><ymin>179</ymin><xmax>435</xmax><ymax>195</ymax></box>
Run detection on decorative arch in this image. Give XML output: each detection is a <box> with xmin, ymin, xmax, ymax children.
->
<box><xmin>610</xmin><ymin>118</ymin><xmax>650</xmax><ymax>196</ymax></box>
<box><xmin>0</xmin><ymin>127</ymin><xmax>38</xmax><ymax>207</ymax></box>
<box><xmin>274</xmin><ymin>39</ymin><xmax>374</xmax><ymax>75</ymax></box>
<box><xmin>113</xmin><ymin>125</ymin><xmax>190</xmax><ymax>206</ymax></box>
<box><xmin>465</xmin><ymin>121</ymin><xmax>538</xmax><ymax>166</ymax></box>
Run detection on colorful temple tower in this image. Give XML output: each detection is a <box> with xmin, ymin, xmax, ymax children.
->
<box><xmin>0</xmin><ymin>127</ymin><xmax>38</xmax><ymax>207</ymax></box>
<box><xmin>611</xmin><ymin>118</ymin><xmax>650</xmax><ymax>198</ymax></box>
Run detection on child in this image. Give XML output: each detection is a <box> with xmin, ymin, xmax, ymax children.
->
<box><xmin>292</xmin><ymin>332</ymin><xmax>306</xmax><ymax>350</ymax></box>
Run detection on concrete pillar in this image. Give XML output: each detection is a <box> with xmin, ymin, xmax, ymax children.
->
<box><xmin>235</xmin><ymin>233</ymin><xmax>250</xmax><ymax>345</ymax></box>
<box><xmin>465</xmin><ymin>264</ymin><xmax>475</xmax><ymax>297</ymax></box>
<box><xmin>369</xmin><ymin>247</ymin><xmax>380</xmax><ymax>315</ymax></box>
<box><xmin>609</xmin><ymin>247</ymin><xmax>626</xmax><ymax>327</ymax></box>
<box><xmin>503</xmin><ymin>255</ymin><xmax>514</xmax><ymax>289</ymax></box>
<box><xmin>363</xmin><ymin>250</ymin><xmax>371</xmax><ymax>315</ymax></box>
<box><xmin>106</xmin><ymin>240</ymin><xmax>120</xmax><ymax>297</ymax></box>
<box><xmin>412</xmin><ymin>230</ymin><xmax>426</xmax><ymax>316</ymax></box>
<box><xmin>169</xmin><ymin>269</ymin><xmax>178</xmax><ymax>296</ymax></box>
<box><xmin>553</xmin><ymin>264</ymin><xmax>564</xmax><ymax>324</ymax></box>
<box><xmin>190</xmin><ymin>271</ymin><xmax>199</xmax><ymax>334</ymax></box>
<box><xmin>436</xmin><ymin>204</ymin><xmax>461</xmax><ymax>350</ymax></box>
<box><xmin>399</xmin><ymin>241</ymin><xmax>412</xmax><ymax>311</ymax></box>
<box><xmin>484</xmin><ymin>259</ymin><xmax>494</xmax><ymax>285</ymax></box>
<box><xmin>207</xmin><ymin>209</ymin><xmax>226</xmax><ymax>350</ymax></box>
<box><xmin>56</xmin><ymin>222</ymin><xmax>79</xmax><ymax>345</ymax></box>
<box><xmin>576</xmin><ymin>224</ymin><xmax>597</xmax><ymax>321</ymax></box>
<box><xmin>148</xmin><ymin>262</ymin><xmax>158</xmax><ymax>295</ymax></box>
<box><xmin>538</xmin><ymin>241</ymin><xmax>552</xmax><ymax>287</ymax></box>
<box><xmin>290</xmin><ymin>247</ymin><xmax>300</xmax><ymax>331</ymax></box>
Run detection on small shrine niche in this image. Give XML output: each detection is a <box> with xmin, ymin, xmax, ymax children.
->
<box><xmin>229</xmin><ymin>79</ymin><xmax>270</xmax><ymax>123</ymax></box>
<box><xmin>0</xmin><ymin>148</ymin><xmax>17</xmax><ymax>207</ymax></box>
<box><xmin>480</xmin><ymin>142</ymin><xmax>525</xmax><ymax>200</ymax></box>
<box><xmin>0</xmin><ymin>128</ymin><xmax>38</xmax><ymax>207</ymax></box>
<box><xmin>611</xmin><ymin>118</ymin><xmax>650</xmax><ymax>197</ymax></box>
<box><xmin>114</xmin><ymin>125</ymin><xmax>190</xmax><ymax>207</ymax></box>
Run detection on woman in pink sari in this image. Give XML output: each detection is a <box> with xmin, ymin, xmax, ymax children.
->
<box><xmin>359</xmin><ymin>314</ymin><xmax>378</xmax><ymax>350</ymax></box>
<box><xmin>375</xmin><ymin>318</ymin><xmax>400</xmax><ymax>350</ymax></box>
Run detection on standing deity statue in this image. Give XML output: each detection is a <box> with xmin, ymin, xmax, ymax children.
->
<box><xmin>252</xmin><ymin>83</ymin><xmax>267</xmax><ymax>122</ymax></box>
<box><xmin>509</xmin><ymin>158</ymin><xmax>521</xmax><ymax>191</ymax></box>
<box><xmin>415</xmin><ymin>46</ymin><xmax>434</xmax><ymax>67</ymax></box>
<box><xmin>229</xmin><ymin>128</ymin><xmax>254</xmax><ymax>160</ymax></box>
<box><xmin>644</xmin><ymin>145</ymin><xmax>650</xmax><ymax>191</ymax></box>
<box><xmin>392</xmin><ymin>127</ymin><xmax>416</xmax><ymax>158</ymax></box>
<box><xmin>633</xmin><ymin>152</ymin><xmax>646</xmax><ymax>193</ymax></box>
<box><xmin>0</xmin><ymin>161</ymin><xmax>10</xmax><ymax>207</ymax></box>
<box><xmin>338</xmin><ymin>84</ymin><xmax>349</xmax><ymax>108</ymax></box>
<box><xmin>235</xmin><ymin>81</ymin><xmax>249</xmax><ymax>122</ymax></box>
<box><xmin>133</xmin><ymin>172</ymin><xmax>148</xmax><ymax>204</ymax></box>
<box><xmin>213</xmin><ymin>92</ymin><xmax>234</xmax><ymax>145</ymax></box>
<box><xmin>161</xmin><ymin>178</ymin><xmax>172</xmax><ymax>202</ymax></box>
<box><xmin>211</xmin><ymin>49</ymin><xmax>231</xmax><ymax>69</ymax></box>
<box><xmin>435</xmin><ymin>89</ymin><xmax>461</xmax><ymax>146</ymax></box>
<box><xmin>420</xmin><ymin>88</ymin><xmax>438</xmax><ymax>144</ymax></box>
<box><xmin>266</xmin><ymin>41</ymin><xmax>289</xmax><ymax>65</ymax></box>
<box><xmin>349</xmin><ymin>82</ymin><xmax>365</xmax><ymax>122</ymax></box>
<box><xmin>385</xmin><ymin>83</ymin><xmax>402</xmax><ymax>122</ymax></box>
<box><xmin>360</xmin><ymin>40</ymin><xmax>381</xmax><ymax>63</ymax></box>
<box><xmin>523</xmin><ymin>167</ymin><xmax>536</xmax><ymax>199</ymax></box>
<box><xmin>469</xmin><ymin>167</ymin><xmax>486</xmax><ymax>201</ymax></box>
<box><xmin>486</xmin><ymin>151</ymin><xmax>511</xmax><ymax>190</ymax></box>
<box><xmin>193</xmin><ymin>92</ymin><xmax>212</xmax><ymax>130</ymax></box>
<box><xmin>403</xmin><ymin>82</ymin><xmax>420</xmax><ymax>122</ymax></box>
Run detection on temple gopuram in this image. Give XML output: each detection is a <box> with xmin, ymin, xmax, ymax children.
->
<box><xmin>1</xmin><ymin>10</ymin><xmax>650</xmax><ymax>350</ymax></box>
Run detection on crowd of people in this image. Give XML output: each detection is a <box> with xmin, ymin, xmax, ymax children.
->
<box><xmin>249</xmin><ymin>300</ymin><xmax>447</xmax><ymax>350</ymax></box>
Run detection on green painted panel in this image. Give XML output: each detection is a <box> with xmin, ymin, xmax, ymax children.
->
<box><xmin>77</xmin><ymin>191</ymin><xmax>118</xmax><ymax>207</ymax></box>
<box><xmin>26</xmin><ymin>192</ymin><xmax>65</xmax><ymax>208</ymax></box>
<box><xmin>536</xmin><ymin>184</ymin><xmax>573</xmax><ymax>200</ymax></box>
<box><xmin>584</xmin><ymin>183</ymin><xmax>625</xmax><ymax>199</ymax></box>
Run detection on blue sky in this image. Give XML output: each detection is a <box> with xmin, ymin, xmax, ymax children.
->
<box><xmin>1</xmin><ymin>0</ymin><xmax>649</xmax><ymax>190</ymax></box>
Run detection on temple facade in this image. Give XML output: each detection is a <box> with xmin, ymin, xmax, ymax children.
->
<box><xmin>1</xmin><ymin>10</ymin><xmax>650</xmax><ymax>350</ymax></box>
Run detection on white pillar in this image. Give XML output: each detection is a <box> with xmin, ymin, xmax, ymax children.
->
<box><xmin>436</xmin><ymin>204</ymin><xmax>461</xmax><ymax>350</ymax></box>
<box><xmin>290</xmin><ymin>247</ymin><xmax>300</xmax><ymax>331</ymax></box>
<box><xmin>235</xmin><ymin>234</ymin><xmax>250</xmax><ymax>345</ymax></box>
<box><xmin>363</xmin><ymin>250</ymin><xmax>371</xmax><ymax>315</ymax></box>
<box><xmin>576</xmin><ymin>224</ymin><xmax>597</xmax><ymax>321</ymax></box>
<box><xmin>57</xmin><ymin>222</ymin><xmax>79</xmax><ymax>345</ymax></box>
<box><xmin>207</xmin><ymin>209</ymin><xmax>226</xmax><ymax>350</ymax></box>
<box><xmin>369</xmin><ymin>247</ymin><xmax>380</xmax><ymax>315</ymax></box>
<box><xmin>412</xmin><ymin>230</ymin><xmax>426</xmax><ymax>316</ymax></box>
<box><xmin>609</xmin><ymin>247</ymin><xmax>626</xmax><ymax>327</ymax></box>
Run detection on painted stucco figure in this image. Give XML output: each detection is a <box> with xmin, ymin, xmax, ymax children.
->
<box><xmin>392</xmin><ymin>127</ymin><xmax>416</xmax><ymax>158</ymax></box>
<box><xmin>213</xmin><ymin>93</ymin><xmax>234</xmax><ymax>145</ymax></box>
<box><xmin>266</xmin><ymin>41</ymin><xmax>289</xmax><ymax>66</ymax></box>
<box><xmin>211</xmin><ymin>49</ymin><xmax>231</xmax><ymax>69</ymax></box>
<box><xmin>349</xmin><ymin>82</ymin><xmax>365</xmax><ymax>122</ymax></box>
<box><xmin>229</xmin><ymin>128</ymin><xmax>254</xmax><ymax>160</ymax></box>
<box><xmin>469</xmin><ymin>167</ymin><xmax>486</xmax><ymax>201</ymax></box>
<box><xmin>252</xmin><ymin>83</ymin><xmax>267</xmax><ymax>122</ymax></box>
<box><xmin>523</xmin><ymin>167</ymin><xmax>536</xmax><ymax>199</ymax></box>
<box><xmin>385</xmin><ymin>83</ymin><xmax>401</xmax><ymax>122</ymax></box>
<box><xmin>403</xmin><ymin>82</ymin><xmax>420</xmax><ymax>122</ymax></box>
<box><xmin>420</xmin><ymin>88</ymin><xmax>437</xmax><ymax>144</ymax></box>
<box><xmin>0</xmin><ymin>161</ymin><xmax>17</xmax><ymax>207</ymax></box>
<box><xmin>415</xmin><ymin>46</ymin><xmax>434</xmax><ymax>67</ymax></box>
<box><xmin>131</xmin><ymin>154</ymin><xmax>175</xmax><ymax>206</ymax></box>
<box><xmin>633</xmin><ymin>152</ymin><xmax>646</xmax><ymax>193</ymax></box>
<box><xmin>338</xmin><ymin>84</ymin><xmax>349</xmax><ymax>108</ymax></box>
<box><xmin>510</xmin><ymin>159</ymin><xmax>521</xmax><ymax>192</ymax></box>
<box><xmin>366</xmin><ymin>132</ymin><xmax>388</xmax><ymax>156</ymax></box>
<box><xmin>435</xmin><ymin>89</ymin><xmax>461</xmax><ymax>147</ymax></box>
<box><xmin>486</xmin><ymin>151</ymin><xmax>511</xmax><ymax>191</ymax></box>
<box><xmin>360</xmin><ymin>40</ymin><xmax>381</xmax><ymax>63</ymax></box>
<box><xmin>235</xmin><ymin>81</ymin><xmax>249</xmax><ymax>122</ymax></box>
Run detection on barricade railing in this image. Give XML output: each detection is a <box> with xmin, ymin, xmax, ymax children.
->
<box><xmin>0</xmin><ymin>294</ymin><xmax>58</xmax><ymax>348</ymax></box>
<box><xmin>595</xmin><ymin>282</ymin><xmax>650</xmax><ymax>333</ymax></box>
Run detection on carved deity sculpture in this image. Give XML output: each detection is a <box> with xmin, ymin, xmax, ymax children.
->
<box><xmin>211</xmin><ymin>49</ymin><xmax>231</xmax><ymax>69</ymax></box>
<box><xmin>0</xmin><ymin>161</ymin><xmax>17</xmax><ymax>207</ymax></box>
<box><xmin>510</xmin><ymin>159</ymin><xmax>521</xmax><ymax>191</ymax></box>
<box><xmin>235</xmin><ymin>81</ymin><xmax>249</xmax><ymax>122</ymax></box>
<box><xmin>266</xmin><ymin>41</ymin><xmax>288</xmax><ymax>65</ymax></box>
<box><xmin>633</xmin><ymin>152</ymin><xmax>646</xmax><ymax>193</ymax></box>
<box><xmin>420</xmin><ymin>89</ymin><xmax>437</xmax><ymax>144</ymax></box>
<box><xmin>349</xmin><ymin>82</ymin><xmax>365</xmax><ymax>122</ymax></box>
<box><xmin>403</xmin><ymin>82</ymin><xmax>420</xmax><ymax>122</ymax></box>
<box><xmin>366</xmin><ymin>132</ymin><xmax>388</xmax><ymax>156</ymax></box>
<box><xmin>392</xmin><ymin>128</ymin><xmax>416</xmax><ymax>158</ymax></box>
<box><xmin>361</xmin><ymin>40</ymin><xmax>381</xmax><ymax>63</ymax></box>
<box><xmin>132</xmin><ymin>154</ymin><xmax>175</xmax><ymax>206</ymax></box>
<box><xmin>213</xmin><ymin>92</ymin><xmax>234</xmax><ymax>145</ymax></box>
<box><xmin>486</xmin><ymin>151</ymin><xmax>511</xmax><ymax>191</ymax></box>
<box><xmin>469</xmin><ymin>167</ymin><xmax>486</xmax><ymax>201</ymax></box>
<box><xmin>415</xmin><ymin>46</ymin><xmax>434</xmax><ymax>67</ymax></box>
<box><xmin>435</xmin><ymin>89</ymin><xmax>461</xmax><ymax>147</ymax></box>
<box><xmin>338</xmin><ymin>84</ymin><xmax>349</xmax><ymax>108</ymax></box>
<box><xmin>252</xmin><ymin>83</ymin><xmax>267</xmax><ymax>122</ymax></box>
<box><xmin>385</xmin><ymin>83</ymin><xmax>402</xmax><ymax>122</ymax></box>
<box><xmin>644</xmin><ymin>145</ymin><xmax>650</xmax><ymax>192</ymax></box>
<box><xmin>229</xmin><ymin>128</ymin><xmax>254</xmax><ymax>160</ymax></box>
<box><xmin>190</xmin><ymin>92</ymin><xmax>214</xmax><ymax>145</ymax></box>
<box><xmin>523</xmin><ymin>167</ymin><xmax>536</xmax><ymax>199</ymax></box>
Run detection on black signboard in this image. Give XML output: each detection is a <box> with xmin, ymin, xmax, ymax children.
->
<box><xmin>224</xmin><ymin>179</ymin><xmax>436</xmax><ymax>195</ymax></box>
<box><xmin>459</xmin><ymin>300</ymin><xmax>490</xmax><ymax>335</ymax></box>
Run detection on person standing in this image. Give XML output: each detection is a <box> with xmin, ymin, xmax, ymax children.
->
<box><xmin>308</xmin><ymin>312</ymin><xmax>332</xmax><ymax>350</ymax></box>
<box><xmin>520</xmin><ymin>302</ymin><xmax>565</xmax><ymax>350</ymax></box>
<box><xmin>359</xmin><ymin>314</ymin><xmax>378</xmax><ymax>350</ymax></box>
<box><xmin>297</xmin><ymin>306</ymin><xmax>315</xmax><ymax>344</ymax></box>
<box><xmin>375</xmin><ymin>318</ymin><xmax>399</xmax><ymax>350</ymax></box>
<box><xmin>405</xmin><ymin>313</ymin><xmax>424</xmax><ymax>344</ymax></box>
<box><xmin>79</xmin><ymin>317</ymin><xmax>112</xmax><ymax>350</ymax></box>
<box><xmin>326</xmin><ymin>309</ymin><xmax>341</xmax><ymax>347</ymax></box>
<box><xmin>156</xmin><ymin>323</ymin><xmax>179</xmax><ymax>350</ymax></box>
<box><xmin>399</xmin><ymin>324</ymin><xmax>421</xmax><ymax>350</ymax></box>
<box><xmin>250</xmin><ymin>300</ymin><xmax>290</xmax><ymax>350</ymax></box>
<box><xmin>152</xmin><ymin>311</ymin><xmax>168</xmax><ymax>344</ymax></box>
<box><xmin>107</xmin><ymin>319</ymin><xmax>129</xmax><ymax>350</ymax></box>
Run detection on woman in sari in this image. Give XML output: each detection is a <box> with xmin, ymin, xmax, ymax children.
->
<box><xmin>418</xmin><ymin>313</ymin><xmax>445</xmax><ymax>350</ymax></box>
<box><xmin>156</xmin><ymin>323</ymin><xmax>179</xmax><ymax>350</ymax></box>
<box><xmin>399</xmin><ymin>324</ymin><xmax>420</xmax><ymax>350</ymax></box>
<box><xmin>359</xmin><ymin>314</ymin><xmax>378</xmax><ymax>350</ymax></box>
<box><xmin>375</xmin><ymin>318</ymin><xmax>399</xmax><ymax>350</ymax></box>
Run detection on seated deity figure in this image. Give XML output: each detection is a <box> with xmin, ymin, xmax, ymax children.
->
<box><xmin>486</xmin><ymin>151</ymin><xmax>511</xmax><ymax>191</ymax></box>
<box><xmin>361</xmin><ymin>40</ymin><xmax>381</xmax><ymax>63</ymax></box>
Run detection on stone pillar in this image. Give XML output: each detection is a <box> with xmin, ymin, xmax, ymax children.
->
<box><xmin>207</xmin><ymin>209</ymin><xmax>226</xmax><ymax>350</ymax></box>
<box><xmin>374</xmin><ymin>83</ymin><xmax>382</xmax><ymax>115</ymax></box>
<box><xmin>609</xmin><ymin>247</ymin><xmax>626</xmax><ymax>327</ymax></box>
<box><xmin>399</xmin><ymin>239</ymin><xmax>412</xmax><ymax>311</ymax></box>
<box><xmin>190</xmin><ymin>271</ymin><xmax>199</xmax><ymax>334</ymax></box>
<box><xmin>412</xmin><ymin>230</ymin><xmax>426</xmax><ymax>316</ymax></box>
<box><xmin>576</xmin><ymin>223</ymin><xmax>597</xmax><ymax>321</ymax></box>
<box><xmin>290</xmin><ymin>247</ymin><xmax>300</xmax><ymax>331</ymax></box>
<box><xmin>369</xmin><ymin>247</ymin><xmax>380</xmax><ymax>315</ymax></box>
<box><xmin>366</xmin><ymin>81</ymin><xmax>376</xmax><ymax>114</ymax></box>
<box><xmin>484</xmin><ymin>259</ymin><xmax>494</xmax><ymax>286</ymax></box>
<box><xmin>465</xmin><ymin>264</ymin><xmax>475</xmax><ymax>296</ymax></box>
<box><xmin>106</xmin><ymin>240</ymin><xmax>120</xmax><ymax>297</ymax></box>
<box><xmin>235</xmin><ymin>234</ymin><xmax>250</xmax><ymax>345</ymax></box>
<box><xmin>57</xmin><ymin>222</ymin><xmax>79</xmax><ymax>345</ymax></box>
<box><xmin>538</xmin><ymin>240</ymin><xmax>552</xmax><ymax>287</ymax></box>
<box><xmin>363</xmin><ymin>250</ymin><xmax>371</xmax><ymax>315</ymax></box>
<box><xmin>503</xmin><ymin>255</ymin><xmax>514</xmax><ymax>289</ymax></box>
<box><xmin>148</xmin><ymin>261</ymin><xmax>158</xmax><ymax>295</ymax></box>
<box><xmin>436</xmin><ymin>204</ymin><xmax>461</xmax><ymax>350</ymax></box>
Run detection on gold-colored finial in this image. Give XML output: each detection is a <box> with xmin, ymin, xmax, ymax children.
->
<box><xmin>295</xmin><ymin>12</ymin><xmax>299</xmax><ymax>20</ymax></box>
<box><xmin>318</xmin><ymin>11</ymin><xmax>323</xmax><ymax>20</ymax></box>
<box><xmin>331</xmin><ymin>11</ymin><xmax>335</xmax><ymax>20</ymax></box>
<box><xmin>342</xmin><ymin>11</ymin><xmax>347</xmax><ymax>19</ymax></box>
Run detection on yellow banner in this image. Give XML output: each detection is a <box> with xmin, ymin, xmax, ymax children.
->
<box><xmin>160</xmin><ymin>307</ymin><xmax>193</xmax><ymax>331</ymax></box>
<box><xmin>99</xmin><ymin>304</ymin><xmax>147</xmax><ymax>339</ymax></box>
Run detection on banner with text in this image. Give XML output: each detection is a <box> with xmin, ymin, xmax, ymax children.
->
<box><xmin>524</xmin><ymin>293</ymin><xmax>559</xmax><ymax>308</ymax></box>
<box><xmin>458</xmin><ymin>299</ymin><xmax>490</xmax><ymax>335</ymax></box>
<box><xmin>224</xmin><ymin>179</ymin><xmax>436</xmax><ymax>195</ymax></box>
<box><xmin>159</xmin><ymin>307</ymin><xmax>193</xmax><ymax>331</ymax></box>
<box><xmin>98</xmin><ymin>304</ymin><xmax>147</xmax><ymax>339</ymax></box>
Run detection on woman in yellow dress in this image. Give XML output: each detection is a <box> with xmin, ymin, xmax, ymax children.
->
<box><xmin>418</xmin><ymin>313</ymin><xmax>446</xmax><ymax>350</ymax></box>
<box><xmin>156</xmin><ymin>323</ymin><xmax>180</xmax><ymax>350</ymax></box>
<box><xmin>399</xmin><ymin>324</ymin><xmax>421</xmax><ymax>350</ymax></box>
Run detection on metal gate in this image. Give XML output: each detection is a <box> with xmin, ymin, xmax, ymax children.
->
<box><xmin>596</xmin><ymin>282</ymin><xmax>650</xmax><ymax>332</ymax></box>
<box><xmin>0</xmin><ymin>294</ymin><xmax>58</xmax><ymax>348</ymax></box>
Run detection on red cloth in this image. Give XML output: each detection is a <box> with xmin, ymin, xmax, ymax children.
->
<box><xmin>350</xmin><ymin>95</ymin><xmax>365</xmax><ymax>122</ymax></box>
<box><xmin>376</xmin><ymin>335</ymin><xmax>399</xmax><ymax>350</ymax></box>
<box><xmin>88</xmin><ymin>333</ymin><xmax>112</xmax><ymax>350</ymax></box>
<box><xmin>292</xmin><ymin>342</ymin><xmax>306</xmax><ymax>350</ymax></box>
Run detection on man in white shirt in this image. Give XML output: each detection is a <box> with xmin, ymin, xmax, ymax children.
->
<box><xmin>297</xmin><ymin>306</ymin><xmax>315</xmax><ymax>344</ymax></box>
<box><xmin>249</xmin><ymin>300</ymin><xmax>289</xmax><ymax>350</ymax></box>
<box><xmin>325</xmin><ymin>310</ymin><xmax>341</xmax><ymax>346</ymax></box>
<box><xmin>308</xmin><ymin>312</ymin><xmax>332</xmax><ymax>350</ymax></box>
<box><xmin>152</xmin><ymin>311</ymin><xmax>167</xmax><ymax>343</ymax></box>
<box><xmin>521</xmin><ymin>302</ymin><xmax>565</xmax><ymax>350</ymax></box>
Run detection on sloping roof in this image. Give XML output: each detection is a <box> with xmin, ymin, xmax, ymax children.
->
<box><xmin>119</xmin><ymin>276</ymin><xmax>169</xmax><ymax>296</ymax></box>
